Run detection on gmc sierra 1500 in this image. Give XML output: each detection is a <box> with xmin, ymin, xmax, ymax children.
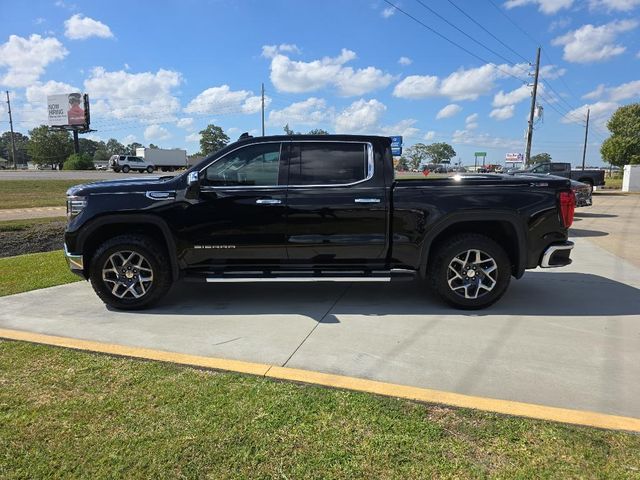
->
<box><xmin>64</xmin><ymin>134</ymin><xmax>575</xmax><ymax>310</ymax></box>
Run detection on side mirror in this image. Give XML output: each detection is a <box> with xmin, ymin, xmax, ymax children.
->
<box><xmin>186</xmin><ymin>170</ymin><xmax>200</xmax><ymax>199</ymax></box>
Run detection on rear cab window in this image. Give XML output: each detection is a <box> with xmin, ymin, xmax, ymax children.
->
<box><xmin>289</xmin><ymin>142</ymin><xmax>369</xmax><ymax>185</ymax></box>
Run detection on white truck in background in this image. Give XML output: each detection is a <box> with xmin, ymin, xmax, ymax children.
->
<box><xmin>135</xmin><ymin>148</ymin><xmax>188</xmax><ymax>172</ymax></box>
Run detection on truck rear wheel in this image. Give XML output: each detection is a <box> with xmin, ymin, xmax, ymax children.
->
<box><xmin>89</xmin><ymin>234</ymin><xmax>172</xmax><ymax>310</ymax></box>
<box><xmin>146</xmin><ymin>166</ymin><xmax>154</xmax><ymax>173</ymax></box>
<box><xmin>122</xmin><ymin>165</ymin><xmax>130</xmax><ymax>173</ymax></box>
<box><xmin>428</xmin><ymin>234</ymin><xmax>511</xmax><ymax>310</ymax></box>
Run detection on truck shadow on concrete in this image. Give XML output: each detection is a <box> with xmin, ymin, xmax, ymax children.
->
<box><xmin>145</xmin><ymin>271</ymin><xmax>640</xmax><ymax>319</ymax></box>
<box><xmin>568</xmin><ymin>228</ymin><xmax>609</xmax><ymax>237</ymax></box>
<box><xmin>574</xmin><ymin>212</ymin><xmax>618</xmax><ymax>219</ymax></box>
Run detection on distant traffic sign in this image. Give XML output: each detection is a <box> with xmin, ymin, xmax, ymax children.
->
<box><xmin>474</xmin><ymin>152</ymin><xmax>487</xmax><ymax>157</ymax></box>
<box><xmin>391</xmin><ymin>147</ymin><xmax>402</xmax><ymax>156</ymax></box>
<box><xmin>390</xmin><ymin>136</ymin><xmax>403</xmax><ymax>148</ymax></box>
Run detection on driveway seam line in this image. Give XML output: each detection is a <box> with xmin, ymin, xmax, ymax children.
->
<box><xmin>281</xmin><ymin>283</ymin><xmax>352</xmax><ymax>368</ymax></box>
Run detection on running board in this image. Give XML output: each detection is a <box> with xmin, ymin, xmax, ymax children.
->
<box><xmin>191</xmin><ymin>269</ymin><xmax>417</xmax><ymax>283</ymax></box>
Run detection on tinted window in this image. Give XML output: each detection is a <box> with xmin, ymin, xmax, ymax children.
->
<box><xmin>550</xmin><ymin>164</ymin><xmax>566</xmax><ymax>172</ymax></box>
<box><xmin>290</xmin><ymin>142</ymin><xmax>367</xmax><ymax>185</ymax></box>
<box><xmin>204</xmin><ymin>143</ymin><xmax>281</xmax><ymax>186</ymax></box>
<box><xmin>532</xmin><ymin>163</ymin><xmax>550</xmax><ymax>173</ymax></box>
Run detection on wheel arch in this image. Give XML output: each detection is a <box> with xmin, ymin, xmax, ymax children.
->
<box><xmin>76</xmin><ymin>214</ymin><xmax>179</xmax><ymax>280</ymax></box>
<box><xmin>419</xmin><ymin>211</ymin><xmax>527</xmax><ymax>279</ymax></box>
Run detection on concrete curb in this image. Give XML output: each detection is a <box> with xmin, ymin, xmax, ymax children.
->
<box><xmin>2</xmin><ymin>327</ymin><xmax>639</xmax><ymax>433</ymax></box>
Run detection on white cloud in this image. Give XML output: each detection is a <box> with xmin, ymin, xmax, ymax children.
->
<box><xmin>123</xmin><ymin>134</ymin><xmax>136</xmax><ymax>144</ymax></box>
<box><xmin>144</xmin><ymin>124</ymin><xmax>171</xmax><ymax>141</ymax></box>
<box><xmin>266</xmin><ymin>47</ymin><xmax>394</xmax><ymax>96</ymax></box>
<box><xmin>393</xmin><ymin>63</ymin><xmax>531</xmax><ymax>102</ymax></box>
<box><xmin>492</xmin><ymin>84</ymin><xmax>531</xmax><ymax>107</ymax></box>
<box><xmin>504</xmin><ymin>0</ymin><xmax>573</xmax><ymax>14</ymax></box>
<box><xmin>261</xmin><ymin>44</ymin><xmax>300</xmax><ymax>58</ymax></box>
<box><xmin>490</xmin><ymin>105</ymin><xmax>515</xmax><ymax>120</ymax></box>
<box><xmin>268</xmin><ymin>97</ymin><xmax>331</xmax><ymax>126</ymax></box>
<box><xmin>184</xmin><ymin>85</ymin><xmax>267</xmax><ymax>115</ymax></box>
<box><xmin>589</xmin><ymin>0</ymin><xmax>640</xmax><ymax>11</ymax></box>
<box><xmin>25</xmin><ymin>79</ymin><xmax>78</xmax><ymax>103</ymax></box>
<box><xmin>436</xmin><ymin>104</ymin><xmax>462</xmax><ymax>119</ymax></box>
<box><xmin>581</xmin><ymin>80</ymin><xmax>640</xmax><ymax>102</ymax></box>
<box><xmin>552</xmin><ymin>20</ymin><xmax>638</xmax><ymax>63</ymax></box>
<box><xmin>398</xmin><ymin>56</ymin><xmax>412</xmax><ymax>66</ymax></box>
<box><xmin>465</xmin><ymin>113</ymin><xmax>479</xmax><ymax>130</ymax></box>
<box><xmin>381</xmin><ymin>6</ymin><xmax>395</xmax><ymax>18</ymax></box>
<box><xmin>334</xmin><ymin>98</ymin><xmax>386</xmax><ymax>133</ymax></box>
<box><xmin>176</xmin><ymin>117</ymin><xmax>194</xmax><ymax>129</ymax></box>
<box><xmin>85</xmin><ymin>67</ymin><xmax>182</xmax><ymax>122</ymax></box>
<box><xmin>185</xmin><ymin>132</ymin><xmax>200</xmax><ymax>143</ymax></box>
<box><xmin>64</xmin><ymin>14</ymin><xmax>113</xmax><ymax>40</ymax></box>
<box><xmin>424</xmin><ymin>130</ymin><xmax>436</xmax><ymax>141</ymax></box>
<box><xmin>379</xmin><ymin>119</ymin><xmax>420</xmax><ymax>139</ymax></box>
<box><xmin>0</xmin><ymin>34</ymin><xmax>68</xmax><ymax>87</ymax></box>
<box><xmin>561</xmin><ymin>101</ymin><xmax>618</xmax><ymax>126</ymax></box>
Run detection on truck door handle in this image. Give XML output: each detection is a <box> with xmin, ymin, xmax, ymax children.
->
<box><xmin>354</xmin><ymin>198</ymin><xmax>381</xmax><ymax>203</ymax></box>
<box><xmin>256</xmin><ymin>199</ymin><xmax>282</xmax><ymax>205</ymax></box>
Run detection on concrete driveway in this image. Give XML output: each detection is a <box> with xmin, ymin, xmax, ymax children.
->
<box><xmin>1</xmin><ymin>234</ymin><xmax>639</xmax><ymax>420</ymax></box>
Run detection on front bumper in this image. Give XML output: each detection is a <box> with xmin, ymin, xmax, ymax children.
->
<box><xmin>540</xmin><ymin>241</ymin><xmax>574</xmax><ymax>268</ymax></box>
<box><xmin>64</xmin><ymin>244</ymin><xmax>85</xmax><ymax>277</ymax></box>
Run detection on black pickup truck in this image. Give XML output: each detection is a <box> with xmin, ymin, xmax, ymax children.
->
<box><xmin>64</xmin><ymin>135</ymin><xmax>575</xmax><ymax>310</ymax></box>
<box><xmin>512</xmin><ymin>162</ymin><xmax>605</xmax><ymax>189</ymax></box>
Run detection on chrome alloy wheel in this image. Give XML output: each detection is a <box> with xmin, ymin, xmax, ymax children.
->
<box><xmin>102</xmin><ymin>251</ymin><xmax>154</xmax><ymax>299</ymax></box>
<box><xmin>446</xmin><ymin>249</ymin><xmax>498</xmax><ymax>300</ymax></box>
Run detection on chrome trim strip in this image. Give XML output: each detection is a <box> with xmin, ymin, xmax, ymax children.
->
<box><xmin>198</xmin><ymin>140</ymin><xmax>374</xmax><ymax>190</ymax></box>
<box><xmin>255</xmin><ymin>199</ymin><xmax>282</xmax><ymax>205</ymax></box>
<box><xmin>145</xmin><ymin>191</ymin><xmax>176</xmax><ymax>200</ymax></box>
<box><xmin>354</xmin><ymin>198</ymin><xmax>381</xmax><ymax>203</ymax></box>
<box><xmin>540</xmin><ymin>242</ymin><xmax>574</xmax><ymax>268</ymax></box>
<box><xmin>63</xmin><ymin>244</ymin><xmax>84</xmax><ymax>271</ymax></box>
<box><xmin>205</xmin><ymin>277</ymin><xmax>391</xmax><ymax>283</ymax></box>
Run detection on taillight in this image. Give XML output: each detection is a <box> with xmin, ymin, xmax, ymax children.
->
<box><xmin>559</xmin><ymin>190</ymin><xmax>575</xmax><ymax>228</ymax></box>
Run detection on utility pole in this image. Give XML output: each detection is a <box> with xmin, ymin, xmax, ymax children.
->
<box><xmin>581</xmin><ymin>108</ymin><xmax>590</xmax><ymax>172</ymax></box>
<box><xmin>261</xmin><ymin>82</ymin><xmax>265</xmax><ymax>136</ymax></box>
<box><xmin>525</xmin><ymin>47</ymin><xmax>541</xmax><ymax>165</ymax></box>
<box><xmin>5</xmin><ymin>91</ymin><xmax>18</xmax><ymax>170</ymax></box>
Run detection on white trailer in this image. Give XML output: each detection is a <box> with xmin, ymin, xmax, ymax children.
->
<box><xmin>136</xmin><ymin>148</ymin><xmax>188</xmax><ymax>172</ymax></box>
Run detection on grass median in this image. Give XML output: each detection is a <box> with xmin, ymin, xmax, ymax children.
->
<box><xmin>0</xmin><ymin>250</ymin><xmax>80</xmax><ymax>296</ymax></box>
<box><xmin>0</xmin><ymin>180</ymin><xmax>87</xmax><ymax>209</ymax></box>
<box><xmin>0</xmin><ymin>340</ymin><xmax>639</xmax><ymax>478</ymax></box>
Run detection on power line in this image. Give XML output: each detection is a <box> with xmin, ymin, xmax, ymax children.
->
<box><xmin>412</xmin><ymin>0</ymin><xmax>523</xmax><ymax>67</ymax></box>
<box><xmin>445</xmin><ymin>0</ymin><xmax>531</xmax><ymax>64</ymax></box>
<box><xmin>382</xmin><ymin>0</ymin><xmax>528</xmax><ymax>83</ymax></box>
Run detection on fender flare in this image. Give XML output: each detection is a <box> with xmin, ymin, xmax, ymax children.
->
<box><xmin>76</xmin><ymin>213</ymin><xmax>180</xmax><ymax>280</ymax></box>
<box><xmin>418</xmin><ymin>210</ymin><xmax>528</xmax><ymax>279</ymax></box>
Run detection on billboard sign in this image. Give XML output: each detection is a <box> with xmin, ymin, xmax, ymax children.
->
<box><xmin>390</xmin><ymin>135</ymin><xmax>403</xmax><ymax>156</ymax></box>
<box><xmin>474</xmin><ymin>151</ymin><xmax>487</xmax><ymax>157</ymax></box>
<box><xmin>47</xmin><ymin>93</ymin><xmax>88</xmax><ymax>127</ymax></box>
<box><xmin>505</xmin><ymin>152</ymin><xmax>524</xmax><ymax>162</ymax></box>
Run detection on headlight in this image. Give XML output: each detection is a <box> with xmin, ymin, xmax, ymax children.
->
<box><xmin>66</xmin><ymin>195</ymin><xmax>87</xmax><ymax>218</ymax></box>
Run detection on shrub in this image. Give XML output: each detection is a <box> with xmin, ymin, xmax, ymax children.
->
<box><xmin>63</xmin><ymin>153</ymin><xmax>94</xmax><ymax>170</ymax></box>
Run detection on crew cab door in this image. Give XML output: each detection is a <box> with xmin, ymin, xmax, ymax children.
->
<box><xmin>180</xmin><ymin>141</ymin><xmax>288</xmax><ymax>267</ymax></box>
<box><xmin>284</xmin><ymin>141</ymin><xmax>388</xmax><ymax>266</ymax></box>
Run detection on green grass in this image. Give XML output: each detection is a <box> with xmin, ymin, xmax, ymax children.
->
<box><xmin>0</xmin><ymin>250</ymin><xmax>80</xmax><ymax>296</ymax></box>
<box><xmin>0</xmin><ymin>180</ymin><xmax>87</xmax><ymax>209</ymax></box>
<box><xmin>0</xmin><ymin>216</ymin><xmax>67</xmax><ymax>232</ymax></box>
<box><xmin>603</xmin><ymin>177</ymin><xmax>622</xmax><ymax>189</ymax></box>
<box><xmin>1</xmin><ymin>341</ymin><xmax>639</xmax><ymax>479</ymax></box>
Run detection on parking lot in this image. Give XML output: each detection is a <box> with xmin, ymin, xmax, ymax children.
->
<box><xmin>1</xmin><ymin>192</ymin><xmax>639</xmax><ymax>421</ymax></box>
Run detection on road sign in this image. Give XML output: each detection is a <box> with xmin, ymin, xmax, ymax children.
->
<box><xmin>391</xmin><ymin>147</ymin><xmax>402</xmax><ymax>156</ymax></box>
<box><xmin>390</xmin><ymin>136</ymin><xmax>403</xmax><ymax>148</ymax></box>
<box><xmin>474</xmin><ymin>151</ymin><xmax>487</xmax><ymax>157</ymax></box>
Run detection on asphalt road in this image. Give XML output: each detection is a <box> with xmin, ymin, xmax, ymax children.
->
<box><xmin>0</xmin><ymin>170</ymin><xmax>177</xmax><ymax>181</ymax></box>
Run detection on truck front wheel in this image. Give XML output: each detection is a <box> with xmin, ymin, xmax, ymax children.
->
<box><xmin>146</xmin><ymin>166</ymin><xmax>154</xmax><ymax>173</ymax></box>
<box><xmin>428</xmin><ymin>234</ymin><xmax>511</xmax><ymax>310</ymax></box>
<box><xmin>89</xmin><ymin>234</ymin><xmax>172</xmax><ymax>310</ymax></box>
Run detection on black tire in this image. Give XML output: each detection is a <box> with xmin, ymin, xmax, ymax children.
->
<box><xmin>428</xmin><ymin>234</ymin><xmax>511</xmax><ymax>310</ymax></box>
<box><xmin>89</xmin><ymin>234</ymin><xmax>172</xmax><ymax>310</ymax></box>
<box><xmin>146</xmin><ymin>166</ymin><xmax>154</xmax><ymax>173</ymax></box>
<box><xmin>122</xmin><ymin>165</ymin><xmax>130</xmax><ymax>173</ymax></box>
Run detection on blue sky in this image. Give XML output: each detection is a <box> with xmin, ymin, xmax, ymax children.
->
<box><xmin>1</xmin><ymin>0</ymin><xmax>639</xmax><ymax>165</ymax></box>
